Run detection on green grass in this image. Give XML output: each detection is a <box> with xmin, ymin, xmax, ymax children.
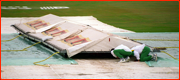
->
<box><xmin>1</xmin><ymin>1</ymin><xmax>179</xmax><ymax>32</ymax></box>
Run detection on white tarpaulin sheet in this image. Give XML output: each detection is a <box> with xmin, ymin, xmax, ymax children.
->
<box><xmin>7</xmin><ymin>14</ymin><xmax>140</xmax><ymax>58</ymax></box>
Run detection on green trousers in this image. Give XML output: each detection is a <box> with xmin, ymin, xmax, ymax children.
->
<box><xmin>140</xmin><ymin>46</ymin><xmax>152</xmax><ymax>61</ymax></box>
<box><xmin>113</xmin><ymin>49</ymin><xmax>132</xmax><ymax>58</ymax></box>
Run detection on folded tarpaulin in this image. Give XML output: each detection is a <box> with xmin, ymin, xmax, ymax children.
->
<box><xmin>13</xmin><ymin>14</ymin><xmax>65</xmax><ymax>33</ymax></box>
<box><xmin>12</xmin><ymin>14</ymin><xmax>143</xmax><ymax>58</ymax></box>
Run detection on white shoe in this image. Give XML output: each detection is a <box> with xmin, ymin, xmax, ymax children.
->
<box><xmin>119</xmin><ymin>58</ymin><xmax>126</xmax><ymax>63</ymax></box>
<box><xmin>152</xmin><ymin>53</ymin><xmax>157</xmax><ymax>62</ymax></box>
<box><xmin>125</xmin><ymin>56</ymin><xmax>130</xmax><ymax>62</ymax></box>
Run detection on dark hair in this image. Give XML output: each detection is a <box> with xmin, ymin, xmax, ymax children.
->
<box><xmin>110</xmin><ymin>48</ymin><xmax>115</xmax><ymax>51</ymax></box>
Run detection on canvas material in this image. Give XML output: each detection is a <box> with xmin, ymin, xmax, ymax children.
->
<box><xmin>13</xmin><ymin>14</ymin><xmax>141</xmax><ymax>58</ymax></box>
<box><xmin>67</xmin><ymin>36</ymin><xmax>108</xmax><ymax>57</ymax></box>
<box><xmin>14</xmin><ymin>14</ymin><xmax>65</xmax><ymax>33</ymax></box>
<box><xmin>85</xmin><ymin>36</ymin><xmax>141</xmax><ymax>51</ymax></box>
<box><xmin>28</xmin><ymin>21</ymin><xmax>88</xmax><ymax>40</ymax></box>
<box><xmin>61</xmin><ymin>16</ymin><xmax>134</xmax><ymax>33</ymax></box>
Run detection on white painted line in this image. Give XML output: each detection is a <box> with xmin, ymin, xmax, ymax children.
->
<box><xmin>40</xmin><ymin>6</ymin><xmax>69</xmax><ymax>10</ymax></box>
<box><xmin>1</xmin><ymin>6</ymin><xmax>31</xmax><ymax>9</ymax></box>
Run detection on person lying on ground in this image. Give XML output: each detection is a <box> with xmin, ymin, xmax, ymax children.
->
<box><xmin>130</xmin><ymin>44</ymin><xmax>157</xmax><ymax>62</ymax></box>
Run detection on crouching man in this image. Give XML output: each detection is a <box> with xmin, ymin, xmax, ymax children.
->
<box><xmin>111</xmin><ymin>44</ymin><xmax>132</xmax><ymax>63</ymax></box>
<box><xmin>130</xmin><ymin>44</ymin><xmax>157</xmax><ymax>62</ymax></box>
